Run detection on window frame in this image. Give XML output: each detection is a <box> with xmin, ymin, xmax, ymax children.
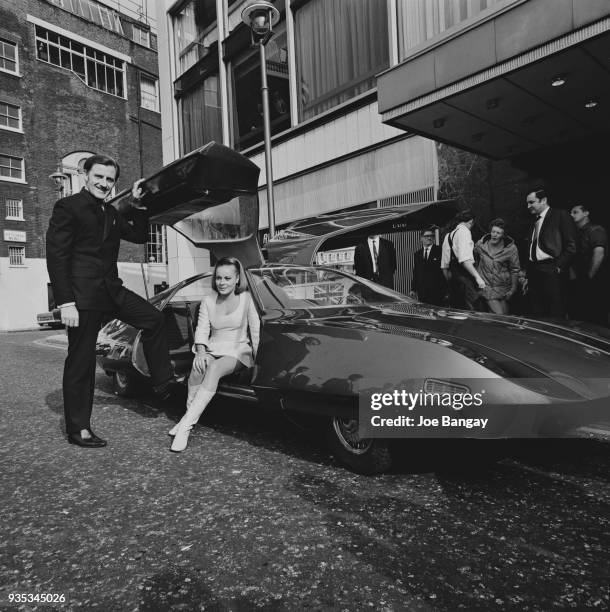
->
<box><xmin>0</xmin><ymin>101</ymin><xmax>22</xmax><ymax>132</ymax></box>
<box><xmin>140</xmin><ymin>74</ymin><xmax>159</xmax><ymax>112</ymax></box>
<box><xmin>8</xmin><ymin>245</ymin><xmax>26</xmax><ymax>266</ymax></box>
<box><xmin>0</xmin><ymin>154</ymin><xmax>26</xmax><ymax>183</ymax></box>
<box><xmin>35</xmin><ymin>26</ymin><xmax>126</xmax><ymax>99</ymax></box>
<box><xmin>132</xmin><ymin>23</ymin><xmax>151</xmax><ymax>48</ymax></box>
<box><xmin>0</xmin><ymin>38</ymin><xmax>19</xmax><ymax>76</ymax></box>
<box><xmin>5</xmin><ymin>198</ymin><xmax>24</xmax><ymax>220</ymax></box>
<box><xmin>146</xmin><ymin>223</ymin><xmax>167</xmax><ymax>264</ymax></box>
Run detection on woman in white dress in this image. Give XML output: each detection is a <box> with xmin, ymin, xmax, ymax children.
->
<box><xmin>170</xmin><ymin>257</ymin><xmax>260</xmax><ymax>452</ymax></box>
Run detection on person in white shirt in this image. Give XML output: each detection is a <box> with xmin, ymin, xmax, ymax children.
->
<box><xmin>441</xmin><ymin>209</ymin><xmax>486</xmax><ymax>310</ymax></box>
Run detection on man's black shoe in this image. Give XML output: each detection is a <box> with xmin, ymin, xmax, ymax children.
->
<box><xmin>87</xmin><ymin>430</ymin><xmax>107</xmax><ymax>445</ymax></box>
<box><xmin>153</xmin><ymin>378</ymin><xmax>178</xmax><ymax>401</ymax></box>
<box><xmin>68</xmin><ymin>431</ymin><xmax>107</xmax><ymax>448</ymax></box>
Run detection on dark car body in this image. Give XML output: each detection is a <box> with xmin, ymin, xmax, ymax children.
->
<box><xmin>96</xmin><ymin>143</ymin><xmax>610</xmax><ymax>473</ymax></box>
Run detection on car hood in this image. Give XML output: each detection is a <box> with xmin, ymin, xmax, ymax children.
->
<box><xmin>302</xmin><ymin>302</ymin><xmax>610</xmax><ymax>397</ymax></box>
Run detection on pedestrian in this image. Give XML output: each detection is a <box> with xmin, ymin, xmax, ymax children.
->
<box><xmin>525</xmin><ymin>188</ymin><xmax>576</xmax><ymax>318</ymax></box>
<box><xmin>354</xmin><ymin>233</ymin><xmax>397</xmax><ymax>289</ymax></box>
<box><xmin>169</xmin><ymin>257</ymin><xmax>260</xmax><ymax>452</ymax></box>
<box><xmin>441</xmin><ymin>209</ymin><xmax>486</xmax><ymax>310</ymax></box>
<box><xmin>569</xmin><ymin>204</ymin><xmax>608</xmax><ymax>325</ymax></box>
<box><xmin>474</xmin><ymin>218</ymin><xmax>520</xmax><ymax>315</ymax></box>
<box><xmin>46</xmin><ymin>154</ymin><xmax>175</xmax><ymax>448</ymax></box>
<box><xmin>410</xmin><ymin>227</ymin><xmax>446</xmax><ymax>306</ymax></box>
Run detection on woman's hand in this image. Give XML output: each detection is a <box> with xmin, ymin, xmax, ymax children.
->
<box><xmin>193</xmin><ymin>352</ymin><xmax>210</xmax><ymax>374</ymax></box>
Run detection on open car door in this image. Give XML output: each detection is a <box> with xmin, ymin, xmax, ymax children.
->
<box><xmin>107</xmin><ymin>142</ymin><xmax>262</xmax><ymax>378</ymax></box>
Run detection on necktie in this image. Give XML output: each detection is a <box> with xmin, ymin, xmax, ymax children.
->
<box><xmin>425</xmin><ymin>247</ymin><xmax>430</xmax><ymax>261</ymax></box>
<box><xmin>530</xmin><ymin>215</ymin><xmax>541</xmax><ymax>262</ymax></box>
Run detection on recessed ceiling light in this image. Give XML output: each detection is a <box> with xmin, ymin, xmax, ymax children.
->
<box><xmin>551</xmin><ymin>75</ymin><xmax>566</xmax><ymax>87</ymax></box>
<box><xmin>585</xmin><ymin>100</ymin><xmax>598</xmax><ymax>109</ymax></box>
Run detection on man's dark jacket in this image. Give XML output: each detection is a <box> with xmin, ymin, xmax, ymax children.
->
<box><xmin>411</xmin><ymin>244</ymin><xmax>446</xmax><ymax>304</ymax></box>
<box><xmin>529</xmin><ymin>207</ymin><xmax>577</xmax><ymax>269</ymax></box>
<box><xmin>46</xmin><ymin>188</ymin><xmax>148</xmax><ymax>311</ymax></box>
<box><xmin>354</xmin><ymin>238</ymin><xmax>396</xmax><ymax>288</ymax></box>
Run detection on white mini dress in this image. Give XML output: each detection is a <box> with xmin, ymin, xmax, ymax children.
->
<box><xmin>193</xmin><ymin>291</ymin><xmax>260</xmax><ymax>367</ymax></box>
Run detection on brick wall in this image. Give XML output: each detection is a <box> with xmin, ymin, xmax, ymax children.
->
<box><xmin>0</xmin><ymin>0</ymin><xmax>161</xmax><ymax>262</ymax></box>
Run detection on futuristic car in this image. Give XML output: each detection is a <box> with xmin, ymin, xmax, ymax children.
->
<box><xmin>96</xmin><ymin>143</ymin><xmax>610</xmax><ymax>474</ymax></box>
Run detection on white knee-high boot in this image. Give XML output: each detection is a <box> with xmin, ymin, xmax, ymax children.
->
<box><xmin>170</xmin><ymin>389</ymin><xmax>215</xmax><ymax>452</ymax></box>
<box><xmin>168</xmin><ymin>383</ymin><xmax>200</xmax><ymax>436</ymax></box>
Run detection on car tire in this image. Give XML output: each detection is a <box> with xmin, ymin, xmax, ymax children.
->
<box><xmin>325</xmin><ymin>416</ymin><xmax>392</xmax><ymax>475</ymax></box>
<box><xmin>113</xmin><ymin>370</ymin><xmax>140</xmax><ymax>397</ymax></box>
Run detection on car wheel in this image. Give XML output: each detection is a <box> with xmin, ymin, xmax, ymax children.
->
<box><xmin>326</xmin><ymin>416</ymin><xmax>392</xmax><ymax>475</ymax></box>
<box><xmin>113</xmin><ymin>370</ymin><xmax>139</xmax><ymax>397</ymax></box>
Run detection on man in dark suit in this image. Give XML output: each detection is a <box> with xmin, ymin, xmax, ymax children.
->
<box><xmin>410</xmin><ymin>227</ymin><xmax>446</xmax><ymax>305</ymax></box>
<box><xmin>354</xmin><ymin>233</ymin><xmax>396</xmax><ymax>289</ymax></box>
<box><xmin>46</xmin><ymin>154</ymin><xmax>174</xmax><ymax>448</ymax></box>
<box><xmin>525</xmin><ymin>188</ymin><xmax>576</xmax><ymax>318</ymax></box>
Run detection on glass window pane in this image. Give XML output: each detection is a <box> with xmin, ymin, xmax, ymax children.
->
<box><xmin>36</xmin><ymin>40</ymin><xmax>49</xmax><ymax>61</ymax></box>
<box><xmin>295</xmin><ymin>0</ymin><xmax>388</xmax><ymax>120</ymax></box>
<box><xmin>180</xmin><ymin>74</ymin><xmax>222</xmax><ymax>154</ymax></box>
<box><xmin>72</xmin><ymin>41</ymin><xmax>84</xmax><ymax>54</ymax></box>
<box><xmin>96</xmin><ymin>62</ymin><xmax>107</xmax><ymax>91</ymax></box>
<box><xmin>86</xmin><ymin>59</ymin><xmax>97</xmax><ymax>87</ymax></box>
<box><xmin>61</xmin><ymin>49</ymin><xmax>71</xmax><ymax>69</ymax></box>
<box><xmin>115</xmin><ymin>70</ymin><xmax>124</xmax><ymax>97</ymax></box>
<box><xmin>72</xmin><ymin>54</ymin><xmax>85</xmax><ymax>80</ymax></box>
<box><xmin>106</xmin><ymin>67</ymin><xmax>116</xmax><ymax>95</ymax></box>
<box><xmin>49</xmin><ymin>44</ymin><xmax>60</xmax><ymax>65</ymax></box>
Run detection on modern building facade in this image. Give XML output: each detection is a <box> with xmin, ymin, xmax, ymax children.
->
<box><xmin>156</xmin><ymin>0</ymin><xmax>608</xmax><ymax>291</ymax></box>
<box><xmin>0</xmin><ymin>0</ymin><xmax>163</xmax><ymax>329</ymax></box>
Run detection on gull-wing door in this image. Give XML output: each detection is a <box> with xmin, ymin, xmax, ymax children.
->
<box><xmin>111</xmin><ymin>141</ymin><xmax>263</xmax><ymax>267</ymax></box>
<box><xmin>266</xmin><ymin>200</ymin><xmax>458</xmax><ymax>265</ymax></box>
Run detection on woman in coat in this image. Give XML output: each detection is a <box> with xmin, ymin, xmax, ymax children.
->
<box><xmin>475</xmin><ymin>218</ymin><xmax>520</xmax><ymax>315</ymax></box>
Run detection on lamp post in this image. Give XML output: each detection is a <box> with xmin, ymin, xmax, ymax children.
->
<box><xmin>241</xmin><ymin>1</ymin><xmax>280</xmax><ymax>241</ymax></box>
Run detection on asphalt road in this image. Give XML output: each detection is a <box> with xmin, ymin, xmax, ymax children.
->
<box><xmin>1</xmin><ymin>330</ymin><xmax>609</xmax><ymax>611</ymax></box>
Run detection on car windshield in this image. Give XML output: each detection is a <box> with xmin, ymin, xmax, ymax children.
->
<box><xmin>249</xmin><ymin>267</ymin><xmax>407</xmax><ymax>309</ymax></box>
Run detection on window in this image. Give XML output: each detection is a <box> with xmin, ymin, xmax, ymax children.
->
<box><xmin>140</xmin><ymin>74</ymin><xmax>159</xmax><ymax>111</ymax></box>
<box><xmin>295</xmin><ymin>0</ymin><xmax>389</xmax><ymax>120</ymax></box>
<box><xmin>35</xmin><ymin>26</ymin><xmax>125</xmax><ymax>98</ymax></box>
<box><xmin>0</xmin><ymin>38</ymin><xmax>18</xmax><ymax>74</ymax></box>
<box><xmin>231</xmin><ymin>25</ymin><xmax>290</xmax><ymax>151</ymax></box>
<box><xmin>180</xmin><ymin>74</ymin><xmax>222</xmax><ymax>154</ymax></box>
<box><xmin>5</xmin><ymin>198</ymin><xmax>23</xmax><ymax>220</ymax></box>
<box><xmin>0</xmin><ymin>155</ymin><xmax>25</xmax><ymax>182</ymax></box>
<box><xmin>132</xmin><ymin>24</ymin><xmax>150</xmax><ymax>48</ymax></box>
<box><xmin>396</xmin><ymin>0</ymin><xmax>502</xmax><ymax>58</ymax></box>
<box><xmin>0</xmin><ymin>102</ymin><xmax>21</xmax><ymax>131</ymax></box>
<box><xmin>48</xmin><ymin>0</ymin><xmax>124</xmax><ymax>34</ymax></box>
<box><xmin>8</xmin><ymin>246</ymin><xmax>25</xmax><ymax>266</ymax></box>
<box><xmin>146</xmin><ymin>224</ymin><xmax>166</xmax><ymax>264</ymax></box>
<box><xmin>172</xmin><ymin>0</ymin><xmax>218</xmax><ymax>75</ymax></box>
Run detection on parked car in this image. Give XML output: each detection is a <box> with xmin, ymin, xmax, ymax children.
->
<box><xmin>37</xmin><ymin>308</ymin><xmax>63</xmax><ymax>329</ymax></box>
<box><xmin>96</xmin><ymin>143</ymin><xmax>610</xmax><ymax>474</ymax></box>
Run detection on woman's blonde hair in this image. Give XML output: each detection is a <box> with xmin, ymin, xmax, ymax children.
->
<box><xmin>211</xmin><ymin>257</ymin><xmax>247</xmax><ymax>294</ymax></box>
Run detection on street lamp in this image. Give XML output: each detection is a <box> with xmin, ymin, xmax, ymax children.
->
<box><xmin>49</xmin><ymin>164</ymin><xmax>68</xmax><ymax>193</ymax></box>
<box><xmin>241</xmin><ymin>1</ymin><xmax>280</xmax><ymax>240</ymax></box>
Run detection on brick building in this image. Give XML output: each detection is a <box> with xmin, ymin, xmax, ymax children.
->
<box><xmin>0</xmin><ymin>0</ymin><xmax>164</xmax><ymax>330</ymax></box>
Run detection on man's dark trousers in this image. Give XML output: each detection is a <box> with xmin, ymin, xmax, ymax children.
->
<box><xmin>63</xmin><ymin>289</ymin><xmax>171</xmax><ymax>434</ymax></box>
<box><xmin>528</xmin><ymin>261</ymin><xmax>567</xmax><ymax>318</ymax></box>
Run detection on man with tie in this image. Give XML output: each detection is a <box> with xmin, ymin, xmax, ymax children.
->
<box><xmin>410</xmin><ymin>227</ymin><xmax>446</xmax><ymax>305</ymax></box>
<box><xmin>525</xmin><ymin>188</ymin><xmax>576</xmax><ymax>318</ymax></box>
<box><xmin>354</xmin><ymin>233</ymin><xmax>397</xmax><ymax>289</ymax></box>
<box><xmin>46</xmin><ymin>154</ymin><xmax>175</xmax><ymax>448</ymax></box>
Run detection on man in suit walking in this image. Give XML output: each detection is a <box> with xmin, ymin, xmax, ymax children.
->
<box><xmin>525</xmin><ymin>188</ymin><xmax>576</xmax><ymax>318</ymax></box>
<box><xmin>46</xmin><ymin>154</ymin><xmax>175</xmax><ymax>448</ymax></box>
<box><xmin>354</xmin><ymin>233</ymin><xmax>397</xmax><ymax>289</ymax></box>
<box><xmin>410</xmin><ymin>227</ymin><xmax>446</xmax><ymax>305</ymax></box>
